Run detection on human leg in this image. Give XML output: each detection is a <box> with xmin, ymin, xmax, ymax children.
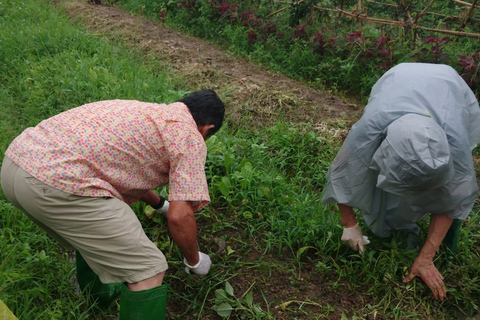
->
<box><xmin>75</xmin><ymin>250</ymin><xmax>123</xmax><ymax>310</ymax></box>
<box><xmin>3</xmin><ymin>161</ymin><xmax>169</xmax><ymax>316</ymax></box>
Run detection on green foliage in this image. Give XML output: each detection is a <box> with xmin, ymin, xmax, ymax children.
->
<box><xmin>205</xmin><ymin>124</ymin><xmax>340</xmax><ymax>254</ymax></box>
<box><xmin>117</xmin><ymin>0</ymin><xmax>480</xmax><ymax>98</ymax></box>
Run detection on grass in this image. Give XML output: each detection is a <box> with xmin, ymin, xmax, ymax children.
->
<box><xmin>0</xmin><ymin>0</ymin><xmax>479</xmax><ymax>319</ymax></box>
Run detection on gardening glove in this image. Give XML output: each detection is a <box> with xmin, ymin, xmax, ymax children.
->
<box><xmin>341</xmin><ymin>223</ymin><xmax>370</xmax><ymax>254</ymax></box>
<box><xmin>184</xmin><ymin>252</ymin><xmax>211</xmax><ymax>277</ymax></box>
<box><xmin>152</xmin><ymin>197</ymin><xmax>170</xmax><ymax>217</ymax></box>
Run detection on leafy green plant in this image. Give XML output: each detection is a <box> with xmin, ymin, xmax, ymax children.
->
<box><xmin>212</xmin><ymin>282</ymin><xmax>272</xmax><ymax>319</ymax></box>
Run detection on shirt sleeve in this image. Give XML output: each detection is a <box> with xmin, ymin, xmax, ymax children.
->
<box><xmin>162</xmin><ymin>121</ymin><xmax>210</xmax><ymax>212</ymax></box>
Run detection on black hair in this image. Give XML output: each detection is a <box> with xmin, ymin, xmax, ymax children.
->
<box><xmin>178</xmin><ymin>89</ymin><xmax>225</xmax><ymax>136</ymax></box>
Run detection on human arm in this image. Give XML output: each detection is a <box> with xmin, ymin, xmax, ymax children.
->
<box><xmin>139</xmin><ymin>190</ymin><xmax>164</xmax><ymax>208</ymax></box>
<box><xmin>337</xmin><ymin>203</ymin><xmax>370</xmax><ymax>253</ymax></box>
<box><xmin>167</xmin><ymin>200</ymin><xmax>200</xmax><ymax>265</ymax></box>
<box><xmin>403</xmin><ymin>213</ymin><xmax>453</xmax><ymax>301</ymax></box>
<box><xmin>338</xmin><ymin>203</ymin><xmax>358</xmax><ymax>228</ymax></box>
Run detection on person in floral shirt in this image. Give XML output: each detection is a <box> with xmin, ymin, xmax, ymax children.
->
<box><xmin>1</xmin><ymin>89</ymin><xmax>225</xmax><ymax>319</ymax></box>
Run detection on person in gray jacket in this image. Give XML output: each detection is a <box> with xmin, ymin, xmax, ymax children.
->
<box><xmin>322</xmin><ymin>63</ymin><xmax>480</xmax><ymax>301</ymax></box>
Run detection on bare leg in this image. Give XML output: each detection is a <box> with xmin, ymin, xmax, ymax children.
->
<box><xmin>127</xmin><ymin>271</ymin><xmax>166</xmax><ymax>291</ymax></box>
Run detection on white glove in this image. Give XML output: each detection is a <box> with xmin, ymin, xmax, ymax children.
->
<box><xmin>341</xmin><ymin>223</ymin><xmax>370</xmax><ymax>254</ymax></box>
<box><xmin>152</xmin><ymin>198</ymin><xmax>169</xmax><ymax>217</ymax></box>
<box><xmin>157</xmin><ymin>200</ymin><xmax>169</xmax><ymax>217</ymax></box>
<box><xmin>184</xmin><ymin>252</ymin><xmax>211</xmax><ymax>277</ymax></box>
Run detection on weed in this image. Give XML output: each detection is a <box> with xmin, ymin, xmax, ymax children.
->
<box><xmin>212</xmin><ymin>281</ymin><xmax>272</xmax><ymax>319</ymax></box>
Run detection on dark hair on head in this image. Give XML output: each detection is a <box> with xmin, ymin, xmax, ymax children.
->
<box><xmin>178</xmin><ymin>89</ymin><xmax>225</xmax><ymax>137</ymax></box>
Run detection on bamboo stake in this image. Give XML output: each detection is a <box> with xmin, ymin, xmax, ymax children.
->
<box><xmin>265</xmin><ymin>6</ymin><xmax>287</xmax><ymax>18</ymax></box>
<box><xmin>265</xmin><ymin>0</ymin><xmax>307</xmax><ymax>19</ymax></box>
<box><xmin>414</xmin><ymin>24</ymin><xmax>480</xmax><ymax>38</ymax></box>
<box><xmin>358</xmin><ymin>0</ymin><xmax>363</xmax><ymax>28</ymax></box>
<box><xmin>461</xmin><ymin>0</ymin><xmax>479</xmax><ymax>29</ymax></box>
<box><xmin>452</xmin><ymin>0</ymin><xmax>480</xmax><ymax>8</ymax></box>
<box><xmin>414</xmin><ymin>0</ymin><xmax>435</xmax><ymax>24</ymax></box>
<box><xmin>314</xmin><ymin>6</ymin><xmax>407</xmax><ymax>25</ymax></box>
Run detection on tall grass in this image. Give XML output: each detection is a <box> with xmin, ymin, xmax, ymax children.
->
<box><xmin>0</xmin><ymin>0</ymin><xmax>479</xmax><ymax>319</ymax></box>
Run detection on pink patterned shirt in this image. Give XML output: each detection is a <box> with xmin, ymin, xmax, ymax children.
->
<box><xmin>5</xmin><ymin>100</ymin><xmax>210</xmax><ymax>211</ymax></box>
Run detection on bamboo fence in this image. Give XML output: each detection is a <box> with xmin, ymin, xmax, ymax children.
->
<box><xmin>272</xmin><ymin>0</ymin><xmax>480</xmax><ymax>39</ymax></box>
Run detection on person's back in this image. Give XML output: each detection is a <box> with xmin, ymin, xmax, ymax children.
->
<box><xmin>5</xmin><ymin>100</ymin><xmax>207</xmax><ymax>206</ymax></box>
<box><xmin>323</xmin><ymin>63</ymin><xmax>480</xmax><ymax>221</ymax></box>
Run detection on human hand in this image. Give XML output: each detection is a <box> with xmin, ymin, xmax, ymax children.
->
<box><xmin>184</xmin><ymin>252</ymin><xmax>211</xmax><ymax>277</ymax></box>
<box><xmin>403</xmin><ymin>255</ymin><xmax>446</xmax><ymax>301</ymax></box>
<box><xmin>341</xmin><ymin>223</ymin><xmax>370</xmax><ymax>254</ymax></box>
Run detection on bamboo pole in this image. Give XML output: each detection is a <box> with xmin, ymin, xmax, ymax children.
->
<box><xmin>265</xmin><ymin>7</ymin><xmax>287</xmax><ymax>18</ymax></box>
<box><xmin>358</xmin><ymin>0</ymin><xmax>363</xmax><ymax>28</ymax></box>
<box><xmin>413</xmin><ymin>24</ymin><xmax>480</xmax><ymax>38</ymax></box>
<box><xmin>452</xmin><ymin>0</ymin><xmax>480</xmax><ymax>8</ymax></box>
<box><xmin>461</xmin><ymin>0</ymin><xmax>479</xmax><ymax>29</ymax></box>
<box><xmin>315</xmin><ymin>6</ymin><xmax>407</xmax><ymax>25</ymax></box>
<box><xmin>265</xmin><ymin>0</ymin><xmax>307</xmax><ymax>19</ymax></box>
<box><xmin>414</xmin><ymin>0</ymin><xmax>435</xmax><ymax>24</ymax></box>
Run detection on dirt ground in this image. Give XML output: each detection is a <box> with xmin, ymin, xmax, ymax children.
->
<box><xmin>54</xmin><ymin>1</ymin><xmax>479</xmax><ymax>319</ymax></box>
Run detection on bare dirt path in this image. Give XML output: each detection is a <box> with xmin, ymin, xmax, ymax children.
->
<box><xmin>57</xmin><ymin>0</ymin><xmax>362</xmax><ymax>135</ymax></box>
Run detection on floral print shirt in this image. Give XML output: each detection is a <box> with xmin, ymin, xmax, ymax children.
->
<box><xmin>5</xmin><ymin>100</ymin><xmax>210</xmax><ymax>211</ymax></box>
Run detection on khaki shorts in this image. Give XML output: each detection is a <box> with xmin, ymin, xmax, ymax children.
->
<box><xmin>1</xmin><ymin>157</ymin><xmax>168</xmax><ymax>284</ymax></box>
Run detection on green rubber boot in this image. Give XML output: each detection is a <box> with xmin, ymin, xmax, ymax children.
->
<box><xmin>76</xmin><ymin>250</ymin><xmax>123</xmax><ymax>310</ymax></box>
<box><xmin>119</xmin><ymin>283</ymin><xmax>168</xmax><ymax>320</ymax></box>
<box><xmin>442</xmin><ymin>219</ymin><xmax>461</xmax><ymax>252</ymax></box>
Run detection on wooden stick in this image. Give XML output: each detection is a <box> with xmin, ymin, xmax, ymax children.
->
<box><xmin>265</xmin><ymin>0</ymin><xmax>307</xmax><ymax>19</ymax></box>
<box><xmin>414</xmin><ymin>0</ymin><xmax>435</xmax><ymax>24</ymax></box>
<box><xmin>314</xmin><ymin>6</ymin><xmax>407</xmax><ymax>25</ymax></box>
<box><xmin>265</xmin><ymin>6</ymin><xmax>287</xmax><ymax>18</ymax></box>
<box><xmin>365</xmin><ymin>0</ymin><xmax>396</xmax><ymax>8</ymax></box>
<box><xmin>462</xmin><ymin>0</ymin><xmax>479</xmax><ymax>28</ymax></box>
<box><xmin>414</xmin><ymin>24</ymin><xmax>480</xmax><ymax>38</ymax></box>
<box><xmin>452</xmin><ymin>0</ymin><xmax>479</xmax><ymax>7</ymax></box>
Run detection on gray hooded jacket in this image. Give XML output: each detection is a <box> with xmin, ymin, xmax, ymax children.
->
<box><xmin>321</xmin><ymin>63</ymin><xmax>480</xmax><ymax>237</ymax></box>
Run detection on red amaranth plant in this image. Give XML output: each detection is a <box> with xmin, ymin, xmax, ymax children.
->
<box><xmin>247</xmin><ymin>30</ymin><xmax>257</xmax><ymax>44</ymax></box>
<box><xmin>291</xmin><ymin>24</ymin><xmax>309</xmax><ymax>40</ymax></box>
<box><xmin>411</xmin><ymin>36</ymin><xmax>452</xmax><ymax>63</ymax></box>
<box><xmin>218</xmin><ymin>2</ymin><xmax>239</xmax><ymax>20</ymax></box>
<box><xmin>457</xmin><ymin>52</ymin><xmax>480</xmax><ymax>98</ymax></box>
<box><xmin>177</xmin><ymin>0</ymin><xmax>197</xmax><ymax>10</ymax></box>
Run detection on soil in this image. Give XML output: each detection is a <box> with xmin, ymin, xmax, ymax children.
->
<box><xmin>53</xmin><ymin>1</ymin><xmax>479</xmax><ymax>319</ymax></box>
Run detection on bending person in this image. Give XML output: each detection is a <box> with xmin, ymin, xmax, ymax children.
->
<box><xmin>1</xmin><ymin>89</ymin><xmax>225</xmax><ymax>319</ymax></box>
<box><xmin>322</xmin><ymin>63</ymin><xmax>480</xmax><ymax>301</ymax></box>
